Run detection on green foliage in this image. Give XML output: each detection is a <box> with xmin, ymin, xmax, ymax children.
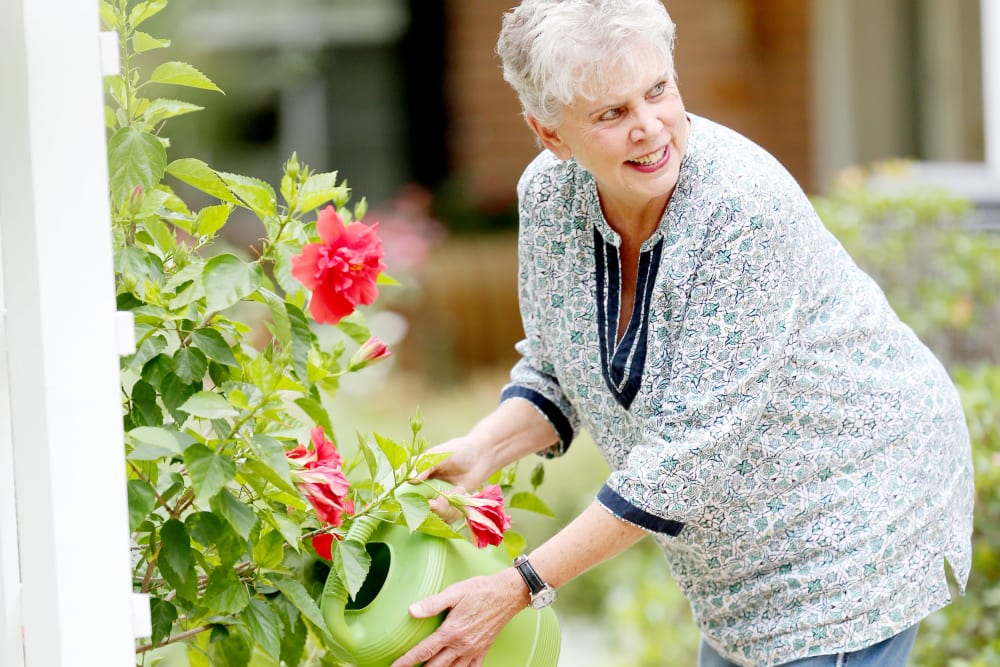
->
<box><xmin>102</xmin><ymin>1</ymin><xmax>550</xmax><ymax>664</ymax></box>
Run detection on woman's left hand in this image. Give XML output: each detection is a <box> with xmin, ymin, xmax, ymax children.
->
<box><xmin>389</xmin><ymin>569</ymin><xmax>527</xmax><ymax>667</ymax></box>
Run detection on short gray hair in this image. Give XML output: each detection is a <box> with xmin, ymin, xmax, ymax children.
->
<box><xmin>496</xmin><ymin>0</ymin><xmax>677</xmax><ymax>128</ymax></box>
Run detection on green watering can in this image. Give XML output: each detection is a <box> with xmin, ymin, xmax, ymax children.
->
<box><xmin>320</xmin><ymin>513</ymin><xmax>560</xmax><ymax>666</ymax></box>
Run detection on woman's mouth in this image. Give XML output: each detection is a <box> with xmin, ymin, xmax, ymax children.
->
<box><xmin>626</xmin><ymin>146</ymin><xmax>669</xmax><ymax>172</ymax></box>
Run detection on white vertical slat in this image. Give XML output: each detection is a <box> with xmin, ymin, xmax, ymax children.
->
<box><xmin>0</xmin><ymin>0</ymin><xmax>136</xmax><ymax>665</ymax></box>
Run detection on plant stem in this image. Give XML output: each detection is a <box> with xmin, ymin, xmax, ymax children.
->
<box><xmin>135</xmin><ymin>625</ymin><xmax>212</xmax><ymax>654</ymax></box>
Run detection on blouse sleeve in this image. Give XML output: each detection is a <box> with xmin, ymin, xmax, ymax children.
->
<box><xmin>500</xmin><ymin>155</ymin><xmax>581</xmax><ymax>457</ymax></box>
<box><xmin>601</xmin><ymin>183</ymin><xmax>821</xmax><ymax>534</ymax></box>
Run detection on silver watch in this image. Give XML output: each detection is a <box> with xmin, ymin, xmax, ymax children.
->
<box><xmin>513</xmin><ymin>554</ymin><xmax>558</xmax><ymax>609</ymax></box>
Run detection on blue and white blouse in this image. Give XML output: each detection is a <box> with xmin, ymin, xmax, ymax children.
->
<box><xmin>501</xmin><ymin>114</ymin><xmax>974</xmax><ymax>666</ymax></box>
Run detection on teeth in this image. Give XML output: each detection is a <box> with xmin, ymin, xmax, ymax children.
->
<box><xmin>629</xmin><ymin>147</ymin><xmax>666</xmax><ymax>165</ymax></box>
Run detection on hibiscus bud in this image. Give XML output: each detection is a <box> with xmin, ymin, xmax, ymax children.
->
<box><xmin>348</xmin><ymin>336</ymin><xmax>392</xmax><ymax>372</ymax></box>
<box><xmin>129</xmin><ymin>184</ymin><xmax>144</xmax><ymax>207</ymax></box>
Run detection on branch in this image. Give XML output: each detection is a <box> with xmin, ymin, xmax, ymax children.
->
<box><xmin>135</xmin><ymin>624</ymin><xmax>212</xmax><ymax>654</ymax></box>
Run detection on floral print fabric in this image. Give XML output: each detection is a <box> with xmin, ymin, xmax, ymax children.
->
<box><xmin>500</xmin><ymin>114</ymin><xmax>974</xmax><ymax>666</ymax></box>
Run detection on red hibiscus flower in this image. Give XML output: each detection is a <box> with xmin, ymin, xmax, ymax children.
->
<box><xmin>290</xmin><ymin>205</ymin><xmax>386</xmax><ymax>325</ymax></box>
<box><xmin>450</xmin><ymin>484</ymin><xmax>512</xmax><ymax>548</ymax></box>
<box><xmin>286</xmin><ymin>427</ymin><xmax>354</xmax><ymax>527</ymax></box>
<box><xmin>312</xmin><ymin>533</ymin><xmax>335</xmax><ymax>561</ymax></box>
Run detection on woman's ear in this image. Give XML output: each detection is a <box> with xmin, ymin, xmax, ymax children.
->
<box><xmin>526</xmin><ymin>115</ymin><xmax>571</xmax><ymax>160</ymax></box>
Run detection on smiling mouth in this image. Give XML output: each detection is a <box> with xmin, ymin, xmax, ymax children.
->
<box><xmin>627</xmin><ymin>146</ymin><xmax>667</xmax><ymax>166</ymax></box>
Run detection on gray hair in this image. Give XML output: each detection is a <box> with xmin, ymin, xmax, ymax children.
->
<box><xmin>496</xmin><ymin>0</ymin><xmax>677</xmax><ymax>128</ymax></box>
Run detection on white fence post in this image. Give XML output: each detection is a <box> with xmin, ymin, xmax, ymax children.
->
<box><xmin>0</xmin><ymin>0</ymin><xmax>137</xmax><ymax>665</ymax></box>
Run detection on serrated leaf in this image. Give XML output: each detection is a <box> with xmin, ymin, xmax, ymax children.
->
<box><xmin>242</xmin><ymin>600</ymin><xmax>282</xmax><ymax>659</ymax></box>
<box><xmin>173</xmin><ymin>347</ymin><xmax>208</xmax><ymax>385</ymax></box>
<box><xmin>501</xmin><ymin>529</ymin><xmax>527</xmax><ymax>559</ymax></box>
<box><xmin>149</xmin><ymin>597</ymin><xmax>177</xmax><ymax>647</ymax></box>
<box><xmin>166</xmin><ymin>158</ymin><xmax>238</xmax><ymax>203</ymax></box>
<box><xmin>99</xmin><ymin>1</ymin><xmax>120</xmax><ymax>29</ymax></box>
<box><xmin>264</xmin><ymin>510</ymin><xmax>302</xmax><ymax>551</ymax></box>
<box><xmin>260</xmin><ymin>288</ymin><xmax>291</xmax><ymax>345</ymax></box>
<box><xmin>129</xmin><ymin>0</ymin><xmax>167</xmax><ymax>29</ymax></box>
<box><xmin>286</xmin><ymin>302</ymin><xmax>314</xmax><ymax>382</ymax></box>
<box><xmin>127</xmin><ymin>426</ymin><xmax>194</xmax><ymax>460</ymax></box>
<box><xmin>132</xmin><ymin>30</ymin><xmax>171</xmax><ymax>54</ymax></box>
<box><xmin>193</xmin><ymin>203</ymin><xmax>231</xmax><ymax>238</ymax></box>
<box><xmin>339</xmin><ymin>539</ymin><xmax>372</xmax><ymax>600</ymax></box>
<box><xmin>108</xmin><ymin>127</ymin><xmax>167</xmax><ymax>206</ymax></box>
<box><xmin>158</xmin><ymin>519</ymin><xmax>195</xmax><ymax>600</ymax></box>
<box><xmin>335</xmin><ymin>311</ymin><xmax>370</xmax><ymax>345</ymax></box>
<box><xmin>508</xmin><ymin>491</ymin><xmax>555</xmax><ymax>517</ymax></box>
<box><xmin>279</xmin><ymin>615</ymin><xmax>307</xmax><ymax>666</ymax></box>
<box><xmin>250</xmin><ymin>434</ymin><xmax>297</xmax><ymax>492</ymax></box>
<box><xmin>127</xmin><ymin>479</ymin><xmax>157</xmax><ymax>531</ymax></box>
<box><xmin>297</xmin><ymin>172</ymin><xmax>348</xmax><ymax>213</ymax></box>
<box><xmin>149</xmin><ymin>61</ymin><xmax>223</xmax><ymax>93</ymax></box>
<box><xmin>203</xmin><ymin>567</ymin><xmax>250</xmax><ymax>615</ymax></box>
<box><xmin>143</xmin><ymin>98</ymin><xmax>201</xmax><ymax>128</ymax></box>
<box><xmin>207</xmin><ymin>628</ymin><xmax>251</xmax><ymax>667</ymax></box>
<box><xmin>294</xmin><ymin>397</ymin><xmax>332</xmax><ymax>435</ymax></box>
<box><xmin>160</xmin><ymin>376</ymin><xmax>199</xmax><ymax>424</ymax></box>
<box><xmin>210</xmin><ymin>489</ymin><xmax>258</xmax><ymax>540</ymax></box>
<box><xmin>373</xmin><ymin>432</ymin><xmax>408</xmax><ymax>471</ymax></box>
<box><xmin>185</xmin><ymin>511</ymin><xmax>224</xmax><ymax>547</ymax></box>
<box><xmin>203</xmin><ymin>254</ymin><xmax>263</xmax><ymax>312</ymax></box>
<box><xmin>129</xmin><ymin>379</ymin><xmax>162</xmax><ymax>427</ymax></box>
<box><xmin>179</xmin><ymin>391</ymin><xmax>239</xmax><ymax>419</ymax></box>
<box><xmin>396</xmin><ymin>492</ymin><xmax>431</xmax><ymax>532</ymax></box>
<box><xmin>117</xmin><ymin>245</ymin><xmax>164</xmax><ymax>283</ymax></box>
<box><xmin>184</xmin><ymin>443</ymin><xmax>236</xmax><ymax>502</ymax></box>
<box><xmin>190</xmin><ymin>328</ymin><xmax>239</xmax><ymax>367</ymax></box>
<box><xmin>268</xmin><ymin>574</ymin><xmax>335</xmax><ymax>645</ymax></box>
<box><xmin>253</xmin><ymin>529</ymin><xmax>286</xmax><ymax>569</ymax></box>
<box><xmin>416</xmin><ymin>512</ymin><xmax>463</xmax><ymax>540</ymax></box>
<box><xmin>217</xmin><ymin>172</ymin><xmax>277</xmax><ymax>219</ymax></box>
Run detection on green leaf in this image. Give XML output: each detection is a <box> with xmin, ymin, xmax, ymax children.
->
<box><xmin>160</xmin><ymin>376</ymin><xmax>200</xmax><ymax>424</ymax></box>
<box><xmin>129</xmin><ymin>379</ymin><xmax>162</xmax><ymax>428</ymax></box>
<box><xmin>376</xmin><ymin>272</ymin><xmax>401</xmax><ymax>286</ymax></box>
<box><xmin>252</xmin><ymin>529</ymin><xmax>286</xmax><ymax>569</ymax></box>
<box><xmin>210</xmin><ymin>489</ymin><xmax>258</xmax><ymax>540</ymax></box>
<box><xmin>193</xmin><ymin>204</ymin><xmax>232</xmax><ymax>238</ymax></box>
<box><xmin>286</xmin><ymin>303</ymin><xmax>314</xmax><ymax>383</ymax></box>
<box><xmin>416</xmin><ymin>512</ymin><xmax>463</xmax><ymax>540</ymax></box>
<box><xmin>508</xmin><ymin>491</ymin><xmax>555</xmax><ymax>518</ymax></box>
<box><xmin>396</xmin><ymin>492</ymin><xmax>431</xmax><ymax>532</ymax></box>
<box><xmin>166</xmin><ymin>158</ymin><xmax>238</xmax><ymax>204</ymax></box>
<box><xmin>268</xmin><ymin>574</ymin><xmax>334</xmax><ymax>645</ymax></box>
<box><xmin>129</xmin><ymin>0</ymin><xmax>167</xmax><ymax>29</ymax></box>
<box><xmin>264</xmin><ymin>510</ymin><xmax>301</xmax><ymax>551</ymax></box>
<box><xmin>184</xmin><ymin>443</ymin><xmax>236</xmax><ymax>502</ymax></box>
<box><xmin>203</xmin><ymin>567</ymin><xmax>250</xmax><ymax>615</ymax></box>
<box><xmin>259</xmin><ymin>288</ymin><xmax>292</xmax><ymax>346</ymax></box>
<box><xmin>190</xmin><ymin>328</ymin><xmax>239</xmax><ymax>368</ymax></box>
<box><xmin>179</xmin><ymin>391</ymin><xmax>239</xmax><ymax>419</ymax></box>
<box><xmin>501</xmin><ymin>529</ymin><xmax>527</xmax><ymax>559</ymax></box>
<box><xmin>149</xmin><ymin>61</ymin><xmax>223</xmax><ymax>93</ymax></box>
<box><xmin>158</xmin><ymin>519</ymin><xmax>195</xmax><ymax>600</ymax></box>
<box><xmin>148</xmin><ymin>597</ymin><xmax>177</xmax><ymax>647</ymax></box>
<box><xmin>132</xmin><ymin>31</ymin><xmax>171</xmax><ymax>54</ymax></box>
<box><xmin>336</xmin><ymin>311</ymin><xmax>371</xmax><ymax>345</ymax></box>
<box><xmin>293</xmin><ymin>397</ymin><xmax>333</xmax><ymax>436</ymax></box>
<box><xmin>279</xmin><ymin>615</ymin><xmax>307</xmax><ymax>666</ymax></box>
<box><xmin>117</xmin><ymin>246</ymin><xmax>164</xmax><ymax>283</ymax></box>
<box><xmin>241</xmin><ymin>600</ymin><xmax>282</xmax><ymax>660</ymax></box>
<box><xmin>207</xmin><ymin>628</ymin><xmax>251</xmax><ymax>667</ymax></box>
<box><xmin>217</xmin><ymin>172</ymin><xmax>277</xmax><ymax>219</ymax></box>
<box><xmin>248</xmin><ymin>435</ymin><xmax>297</xmax><ymax>493</ymax></box>
<box><xmin>530</xmin><ymin>462</ymin><xmax>545</xmax><ymax>489</ymax></box>
<box><xmin>338</xmin><ymin>539</ymin><xmax>372</xmax><ymax>601</ymax></box>
<box><xmin>142</xmin><ymin>98</ymin><xmax>201</xmax><ymax>127</ymax></box>
<box><xmin>173</xmin><ymin>347</ymin><xmax>208</xmax><ymax>385</ymax></box>
<box><xmin>127</xmin><ymin>479</ymin><xmax>157</xmax><ymax>531</ymax></box>
<box><xmin>127</xmin><ymin>333</ymin><xmax>168</xmax><ymax>374</ymax></box>
<box><xmin>203</xmin><ymin>254</ymin><xmax>263</xmax><ymax>312</ymax></box>
<box><xmin>127</xmin><ymin>426</ymin><xmax>193</xmax><ymax>460</ymax></box>
<box><xmin>185</xmin><ymin>511</ymin><xmax>224</xmax><ymax>547</ymax></box>
<box><xmin>99</xmin><ymin>1</ymin><xmax>120</xmax><ymax>29</ymax></box>
<box><xmin>297</xmin><ymin>172</ymin><xmax>348</xmax><ymax>213</ymax></box>
<box><xmin>108</xmin><ymin>127</ymin><xmax>167</xmax><ymax>206</ymax></box>
<box><xmin>374</xmin><ymin>432</ymin><xmax>408</xmax><ymax>472</ymax></box>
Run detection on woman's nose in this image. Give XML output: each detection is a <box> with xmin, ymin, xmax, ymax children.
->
<box><xmin>629</xmin><ymin>105</ymin><xmax>660</xmax><ymax>143</ymax></box>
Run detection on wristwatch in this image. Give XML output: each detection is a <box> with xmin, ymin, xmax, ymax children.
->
<box><xmin>512</xmin><ymin>554</ymin><xmax>558</xmax><ymax>609</ymax></box>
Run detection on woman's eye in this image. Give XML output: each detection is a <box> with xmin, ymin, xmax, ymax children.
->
<box><xmin>599</xmin><ymin>108</ymin><xmax>623</xmax><ymax>121</ymax></box>
<box><xmin>649</xmin><ymin>82</ymin><xmax>666</xmax><ymax>97</ymax></box>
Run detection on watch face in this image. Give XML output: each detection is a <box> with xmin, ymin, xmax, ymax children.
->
<box><xmin>530</xmin><ymin>586</ymin><xmax>558</xmax><ymax>609</ymax></box>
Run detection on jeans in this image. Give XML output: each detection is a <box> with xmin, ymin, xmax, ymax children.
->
<box><xmin>697</xmin><ymin>624</ymin><xmax>919</xmax><ymax>667</ymax></box>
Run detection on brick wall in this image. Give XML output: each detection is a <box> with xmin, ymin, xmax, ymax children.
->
<box><xmin>444</xmin><ymin>0</ymin><xmax>813</xmax><ymax>208</ymax></box>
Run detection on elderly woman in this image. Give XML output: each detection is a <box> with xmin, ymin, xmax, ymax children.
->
<box><xmin>390</xmin><ymin>1</ymin><xmax>974</xmax><ymax>666</ymax></box>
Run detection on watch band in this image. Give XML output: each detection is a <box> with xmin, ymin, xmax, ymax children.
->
<box><xmin>513</xmin><ymin>554</ymin><xmax>547</xmax><ymax>594</ymax></box>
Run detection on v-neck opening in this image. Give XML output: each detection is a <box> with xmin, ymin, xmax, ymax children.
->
<box><xmin>594</xmin><ymin>226</ymin><xmax>663</xmax><ymax>409</ymax></box>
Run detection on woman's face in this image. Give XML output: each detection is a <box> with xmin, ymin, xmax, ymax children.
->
<box><xmin>530</xmin><ymin>54</ymin><xmax>689</xmax><ymax>222</ymax></box>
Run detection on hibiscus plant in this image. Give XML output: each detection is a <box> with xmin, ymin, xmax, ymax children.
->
<box><xmin>102</xmin><ymin>1</ymin><xmax>552</xmax><ymax>665</ymax></box>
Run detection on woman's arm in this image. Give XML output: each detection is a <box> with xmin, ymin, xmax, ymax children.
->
<box><xmin>389</xmin><ymin>501</ymin><xmax>647</xmax><ymax>667</ymax></box>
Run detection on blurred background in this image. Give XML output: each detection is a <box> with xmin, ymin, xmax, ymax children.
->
<box><xmin>145</xmin><ymin>1</ymin><xmax>1000</xmax><ymax>664</ymax></box>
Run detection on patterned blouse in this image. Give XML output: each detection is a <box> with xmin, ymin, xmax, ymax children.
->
<box><xmin>500</xmin><ymin>114</ymin><xmax>974</xmax><ymax>666</ymax></box>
